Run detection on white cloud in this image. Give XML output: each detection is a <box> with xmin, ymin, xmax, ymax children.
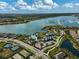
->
<box><xmin>53</xmin><ymin>3</ymin><xmax>59</xmax><ymax>8</ymax></box>
<box><xmin>16</xmin><ymin>0</ymin><xmax>36</xmax><ymax>10</ymax></box>
<box><xmin>32</xmin><ymin>0</ymin><xmax>55</xmax><ymax>9</ymax></box>
<box><xmin>0</xmin><ymin>2</ymin><xmax>8</xmax><ymax>9</ymax></box>
<box><xmin>0</xmin><ymin>0</ymin><xmax>60</xmax><ymax>13</ymax></box>
<box><xmin>23</xmin><ymin>5</ymin><xmax>36</xmax><ymax>10</ymax></box>
<box><xmin>75</xmin><ymin>3</ymin><xmax>79</xmax><ymax>6</ymax></box>
<box><xmin>63</xmin><ymin>3</ymin><xmax>73</xmax><ymax>8</ymax></box>
<box><xmin>11</xmin><ymin>7</ymin><xmax>16</xmax><ymax>11</ymax></box>
<box><xmin>63</xmin><ymin>3</ymin><xmax>79</xmax><ymax>8</ymax></box>
<box><xmin>0</xmin><ymin>0</ymin><xmax>58</xmax><ymax>11</ymax></box>
<box><xmin>32</xmin><ymin>0</ymin><xmax>59</xmax><ymax>10</ymax></box>
<box><xmin>43</xmin><ymin>0</ymin><xmax>53</xmax><ymax>6</ymax></box>
<box><xmin>16</xmin><ymin>0</ymin><xmax>27</xmax><ymax>9</ymax></box>
<box><xmin>0</xmin><ymin>1</ymin><xmax>16</xmax><ymax>12</ymax></box>
<box><xmin>8</xmin><ymin>5</ymin><xmax>16</xmax><ymax>11</ymax></box>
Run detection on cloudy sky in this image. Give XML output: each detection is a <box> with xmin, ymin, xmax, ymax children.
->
<box><xmin>0</xmin><ymin>0</ymin><xmax>79</xmax><ymax>13</ymax></box>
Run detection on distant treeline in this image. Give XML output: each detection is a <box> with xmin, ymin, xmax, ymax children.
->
<box><xmin>0</xmin><ymin>13</ymin><xmax>78</xmax><ymax>18</ymax></box>
<box><xmin>0</xmin><ymin>13</ymin><xmax>78</xmax><ymax>25</ymax></box>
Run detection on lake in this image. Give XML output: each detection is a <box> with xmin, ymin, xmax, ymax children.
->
<box><xmin>60</xmin><ymin>40</ymin><xmax>79</xmax><ymax>57</ymax></box>
<box><xmin>0</xmin><ymin>16</ymin><xmax>78</xmax><ymax>35</ymax></box>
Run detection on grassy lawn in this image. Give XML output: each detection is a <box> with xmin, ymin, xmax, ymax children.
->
<box><xmin>0</xmin><ymin>48</ymin><xmax>14</xmax><ymax>58</ymax></box>
<box><xmin>0</xmin><ymin>42</ymin><xmax>24</xmax><ymax>58</ymax></box>
<box><xmin>0</xmin><ymin>42</ymin><xmax>6</xmax><ymax>48</ymax></box>
<box><xmin>48</xmin><ymin>47</ymin><xmax>61</xmax><ymax>59</ymax></box>
<box><xmin>74</xmin><ymin>57</ymin><xmax>79</xmax><ymax>59</ymax></box>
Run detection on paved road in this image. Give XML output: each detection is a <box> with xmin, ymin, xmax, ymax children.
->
<box><xmin>41</xmin><ymin>34</ymin><xmax>64</xmax><ymax>55</ymax></box>
<box><xmin>0</xmin><ymin>38</ymin><xmax>49</xmax><ymax>59</ymax></box>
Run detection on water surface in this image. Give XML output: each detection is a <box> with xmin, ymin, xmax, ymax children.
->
<box><xmin>60</xmin><ymin>40</ymin><xmax>79</xmax><ymax>57</ymax></box>
<box><xmin>0</xmin><ymin>16</ymin><xmax>78</xmax><ymax>35</ymax></box>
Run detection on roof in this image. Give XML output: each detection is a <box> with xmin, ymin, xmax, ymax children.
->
<box><xmin>19</xmin><ymin>50</ymin><xmax>30</xmax><ymax>57</ymax></box>
<box><xmin>46</xmin><ymin>32</ymin><xmax>55</xmax><ymax>36</ymax></box>
<box><xmin>12</xmin><ymin>54</ymin><xmax>23</xmax><ymax>59</ymax></box>
<box><xmin>4</xmin><ymin>43</ymin><xmax>19</xmax><ymax>51</ymax></box>
<box><xmin>54</xmin><ymin>52</ymin><xmax>66</xmax><ymax>59</ymax></box>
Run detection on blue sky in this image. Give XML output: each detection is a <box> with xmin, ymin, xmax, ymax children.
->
<box><xmin>0</xmin><ymin>0</ymin><xmax>79</xmax><ymax>13</ymax></box>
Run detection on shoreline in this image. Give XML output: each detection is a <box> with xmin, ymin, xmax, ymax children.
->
<box><xmin>0</xmin><ymin>21</ymin><xmax>29</xmax><ymax>25</ymax></box>
<box><xmin>0</xmin><ymin>13</ymin><xmax>75</xmax><ymax>25</ymax></box>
